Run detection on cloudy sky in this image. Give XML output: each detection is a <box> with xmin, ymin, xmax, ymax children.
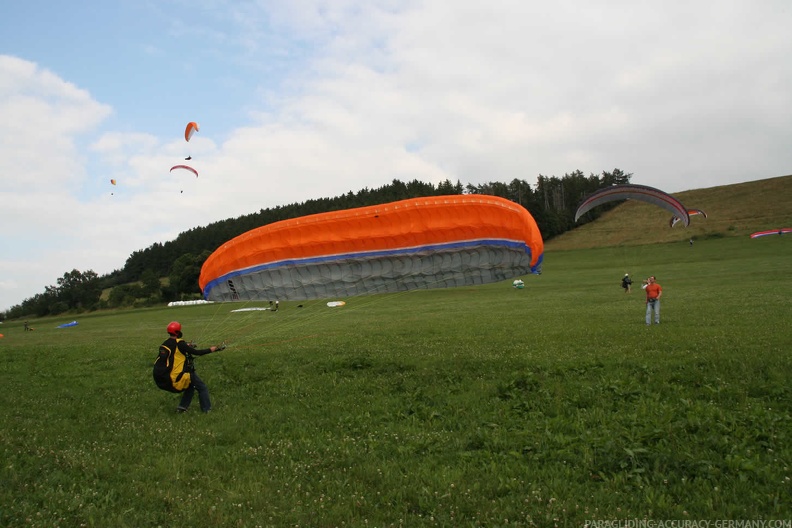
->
<box><xmin>2</xmin><ymin>0</ymin><xmax>791</xmax><ymax>311</ymax></box>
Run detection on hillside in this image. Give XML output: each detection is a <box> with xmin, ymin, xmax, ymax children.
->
<box><xmin>6</xmin><ymin>173</ymin><xmax>789</xmax><ymax>318</ymax></box>
<box><xmin>545</xmin><ymin>174</ymin><xmax>792</xmax><ymax>250</ymax></box>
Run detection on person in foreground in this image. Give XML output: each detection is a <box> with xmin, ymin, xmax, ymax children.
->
<box><xmin>153</xmin><ymin>321</ymin><xmax>225</xmax><ymax>413</ymax></box>
<box><xmin>642</xmin><ymin>276</ymin><xmax>662</xmax><ymax>325</ymax></box>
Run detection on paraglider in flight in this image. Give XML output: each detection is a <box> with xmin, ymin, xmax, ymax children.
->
<box><xmin>750</xmin><ymin>228</ymin><xmax>792</xmax><ymax>239</ymax></box>
<box><xmin>110</xmin><ymin>179</ymin><xmax>116</xmax><ymax>185</ymax></box>
<box><xmin>199</xmin><ymin>195</ymin><xmax>544</xmax><ymax>302</ymax></box>
<box><xmin>185</xmin><ymin>122</ymin><xmax>199</xmax><ymax>142</ymax></box>
<box><xmin>575</xmin><ymin>184</ymin><xmax>690</xmax><ymax>227</ymax></box>
<box><xmin>184</xmin><ymin>156</ymin><xmax>192</xmax><ymax>161</ymax></box>
<box><xmin>669</xmin><ymin>208</ymin><xmax>707</xmax><ymax>228</ymax></box>
<box><xmin>170</xmin><ymin>165</ymin><xmax>198</xmax><ymax>178</ymax></box>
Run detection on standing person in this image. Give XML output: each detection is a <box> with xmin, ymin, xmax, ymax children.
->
<box><xmin>621</xmin><ymin>273</ymin><xmax>633</xmax><ymax>293</ymax></box>
<box><xmin>153</xmin><ymin>321</ymin><xmax>225</xmax><ymax>413</ymax></box>
<box><xmin>642</xmin><ymin>276</ymin><xmax>662</xmax><ymax>325</ymax></box>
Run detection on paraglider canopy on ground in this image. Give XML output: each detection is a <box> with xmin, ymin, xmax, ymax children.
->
<box><xmin>200</xmin><ymin>195</ymin><xmax>544</xmax><ymax>302</ymax></box>
<box><xmin>750</xmin><ymin>228</ymin><xmax>792</xmax><ymax>238</ymax></box>
<box><xmin>167</xmin><ymin>300</ymin><xmax>213</xmax><ymax>307</ymax></box>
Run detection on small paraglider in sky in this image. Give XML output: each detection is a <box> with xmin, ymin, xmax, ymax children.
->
<box><xmin>169</xmin><ymin>165</ymin><xmax>197</xmax><ymax>194</ymax></box>
<box><xmin>170</xmin><ymin>165</ymin><xmax>198</xmax><ymax>178</ymax></box>
<box><xmin>184</xmin><ymin>121</ymin><xmax>200</xmax><ymax>161</ymax></box>
<box><xmin>110</xmin><ymin>178</ymin><xmax>116</xmax><ymax>195</ymax></box>
<box><xmin>575</xmin><ymin>184</ymin><xmax>690</xmax><ymax>227</ymax></box>
<box><xmin>185</xmin><ymin>122</ymin><xmax>199</xmax><ymax>142</ymax></box>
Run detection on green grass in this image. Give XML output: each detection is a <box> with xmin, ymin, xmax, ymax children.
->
<box><xmin>2</xmin><ymin>236</ymin><xmax>792</xmax><ymax>526</ymax></box>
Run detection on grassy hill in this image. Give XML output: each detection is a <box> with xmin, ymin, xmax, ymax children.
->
<box><xmin>546</xmin><ymin>174</ymin><xmax>792</xmax><ymax>250</ymax></box>
<box><xmin>2</xmin><ymin>172</ymin><xmax>792</xmax><ymax>524</ymax></box>
<box><xmin>2</xmin><ymin>235</ymin><xmax>790</xmax><ymax>525</ymax></box>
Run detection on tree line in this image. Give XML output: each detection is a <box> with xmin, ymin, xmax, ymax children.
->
<box><xmin>2</xmin><ymin>169</ymin><xmax>630</xmax><ymax>320</ymax></box>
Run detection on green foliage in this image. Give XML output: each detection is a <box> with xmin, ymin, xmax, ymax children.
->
<box><xmin>1</xmin><ymin>236</ymin><xmax>790</xmax><ymax>526</ymax></box>
<box><xmin>107</xmin><ymin>283</ymin><xmax>143</xmax><ymax>308</ymax></box>
<box><xmin>140</xmin><ymin>269</ymin><xmax>161</xmax><ymax>297</ymax></box>
<box><xmin>5</xmin><ymin>269</ymin><xmax>102</xmax><ymax>319</ymax></box>
<box><xmin>56</xmin><ymin>269</ymin><xmax>102</xmax><ymax>310</ymax></box>
<box><xmin>168</xmin><ymin>253</ymin><xmax>204</xmax><ymax>297</ymax></box>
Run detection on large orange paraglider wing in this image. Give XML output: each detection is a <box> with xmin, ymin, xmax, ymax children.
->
<box><xmin>575</xmin><ymin>184</ymin><xmax>690</xmax><ymax>227</ymax></box>
<box><xmin>184</xmin><ymin>122</ymin><xmax>199</xmax><ymax>142</ymax></box>
<box><xmin>199</xmin><ymin>195</ymin><xmax>544</xmax><ymax>302</ymax></box>
<box><xmin>110</xmin><ymin>179</ymin><xmax>116</xmax><ymax>185</ymax></box>
<box><xmin>170</xmin><ymin>165</ymin><xmax>198</xmax><ymax>177</ymax></box>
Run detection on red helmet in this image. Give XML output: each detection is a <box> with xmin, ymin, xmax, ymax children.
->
<box><xmin>166</xmin><ymin>321</ymin><xmax>182</xmax><ymax>335</ymax></box>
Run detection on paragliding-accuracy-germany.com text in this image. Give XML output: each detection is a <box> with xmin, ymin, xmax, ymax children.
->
<box><xmin>583</xmin><ymin>520</ymin><xmax>791</xmax><ymax>528</ymax></box>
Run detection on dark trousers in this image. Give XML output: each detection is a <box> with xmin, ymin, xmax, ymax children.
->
<box><xmin>179</xmin><ymin>372</ymin><xmax>212</xmax><ymax>412</ymax></box>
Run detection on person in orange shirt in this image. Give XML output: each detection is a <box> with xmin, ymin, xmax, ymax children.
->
<box><xmin>642</xmin><ymin>276</ymin><xmax>662</xmax><ymax>325</ymax></box>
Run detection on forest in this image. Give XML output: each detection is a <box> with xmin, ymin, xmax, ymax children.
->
<box><xmin>2</xmin><ymin>169</ymin><xmax>630</xmax><ymax>319</ymax></box>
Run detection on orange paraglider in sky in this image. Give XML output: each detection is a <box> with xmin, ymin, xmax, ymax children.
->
<box><xmin>184</xmin><ymin>122</ymin><xmax>199</xmax><ymax>142</ymax></box>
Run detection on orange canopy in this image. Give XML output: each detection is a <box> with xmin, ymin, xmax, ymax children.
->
<box><xmin>184</xmin><ymin>121</ymin><xmax>199</xmax><ymax>142</ymax></box>
<box><xmin>200</xmin><ymin>195</ymin><xmax>544</xmax><ymax>301</ymax></box>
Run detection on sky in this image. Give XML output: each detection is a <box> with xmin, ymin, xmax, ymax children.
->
<box><xmin>2</xmin><ymin>0</ymin><xmax>791</xmax><ymax>311</ymax></box>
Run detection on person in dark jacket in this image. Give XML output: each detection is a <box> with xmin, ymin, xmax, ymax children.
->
<box><xmin>157</xmin><ymin>321</ymin><xmax>224</xmax><ymax>413</ymax></box>
<box><xmin>621</xmin><ymin>273</ymin><xmax>633</xmax><ymax>293</ymax></box>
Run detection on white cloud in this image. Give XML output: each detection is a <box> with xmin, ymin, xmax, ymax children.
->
<box><xmin>0</xmin><ymin>56</ymin><xmax>112</xmax><ymax>193</ymax></box>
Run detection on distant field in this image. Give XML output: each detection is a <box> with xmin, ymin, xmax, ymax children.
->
<box><xmin>2</xmin><ymin>235</ymin><xmax>791</xmax><ymax>526</ymax></box>
<box><xmin>548</xmin><ymin>174</ymin><xmax>792</xmax><ymax>250</ymax></box>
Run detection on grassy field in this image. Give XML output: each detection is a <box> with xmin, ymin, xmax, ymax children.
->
<box><xmin>2</xmin><ymin>233</ymin><xmax>791</xmax><ymax>527</ymax></box>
